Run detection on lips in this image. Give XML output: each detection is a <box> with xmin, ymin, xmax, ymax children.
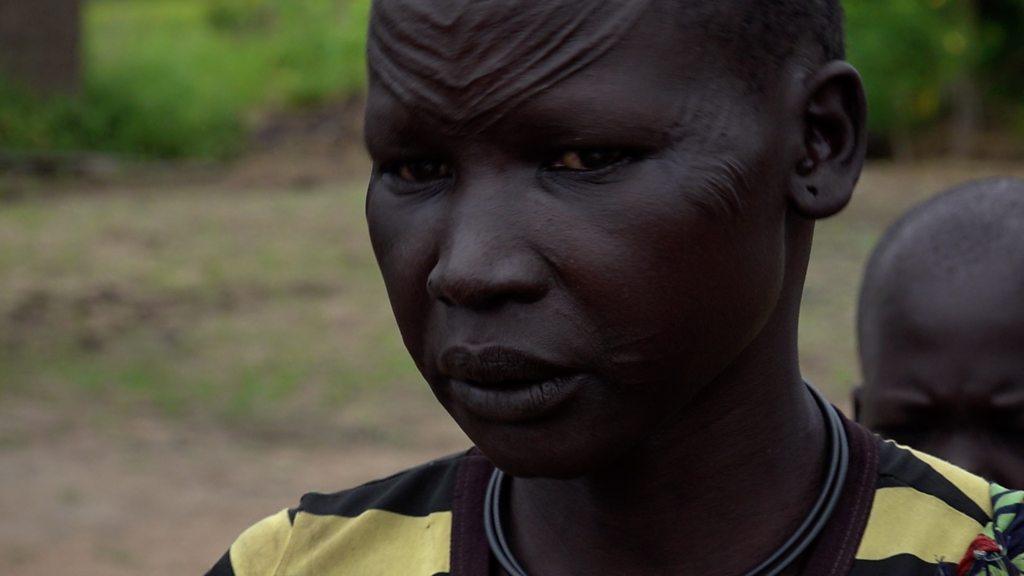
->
<box><xmin>438</xmin><ymin>346</ymin><xmax>586</xmax><ymax>422</ymax></box>
<box><xmin>439</xmin><ymin>346</ymin><xmax>569</xmax><ymax>386</ymax></box>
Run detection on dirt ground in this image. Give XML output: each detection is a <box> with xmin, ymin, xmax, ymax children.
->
<box><xmin>0</xmin><ymin>395</ymin><xmax>469</xmax><ymax>576</ymax></box>
<box><xmin>2</xmin><ymin>158</ymin><xmax>1023</xmax><ymax>575</ymax></box>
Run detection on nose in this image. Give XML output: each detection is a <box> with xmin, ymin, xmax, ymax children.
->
<box><xmin>426</xmin><ymin>199</ymin><xmax>549</xmax><ymax>310</ymax></box>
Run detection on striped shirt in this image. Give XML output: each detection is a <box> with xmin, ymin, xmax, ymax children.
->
<box><xmin>208</xmin><ymin>418</ymin><xmax>1007</xmax><ymax>575</ymax></box>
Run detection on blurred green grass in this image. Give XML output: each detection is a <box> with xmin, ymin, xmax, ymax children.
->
<box><xmin>0</xmin><ymin>0</ymin><xmax>370</xmax><ymax>158</ymax></box>
<box><xmin>4</xmin><ymin>162</ymin><xmax>1023</xmax><ymax>434</ymax></box>
<box><xmin>0</xmin><ymin>177</ymin><xmax>423</xmax><ymax>432</ymax></box>
<box><xmin>3</xmin><ymin>0</ymin><xmax>1023</xmax><ymax>160</ymax></box>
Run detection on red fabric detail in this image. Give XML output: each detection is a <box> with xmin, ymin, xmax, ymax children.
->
<box><xmin>956</xmin><ymin>535</ymin><xmax>1001</xmax><ymax>576</ymax></box>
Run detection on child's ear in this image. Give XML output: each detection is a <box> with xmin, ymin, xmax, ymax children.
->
<box><xmin>851</xmin><ymin>385</ymin><xmax>863</xmax><ymax>423</ymax></box>
<box><xmin>787</xmin><ymin>61</ymin><xmax>867</xmax><ymax>219</ymax></box>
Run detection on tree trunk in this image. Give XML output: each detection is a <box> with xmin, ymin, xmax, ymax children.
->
<box><xmin>950</xmin><ymin>76</ymin><xmax>981</xmax><ymax>158</ymax></box>
<box><xmin>0</xmin><ymin>0</ymin><xmax>81</xmax><ymax>94</ymax></box>
<box><xmin>950</xmin><ymin>0</ymin><xmax>982</xmax><ymax>158</ymax></box>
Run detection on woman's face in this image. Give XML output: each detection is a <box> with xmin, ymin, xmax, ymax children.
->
<box><xmin>363</xmin><ymin>5</ymin><xmax>792</xmax><ymax>477</ymax></box>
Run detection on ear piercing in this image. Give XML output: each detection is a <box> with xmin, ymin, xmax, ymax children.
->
<box><xmin>796</xmin><ymin>158</ymin><xmax>815</xmax><ymax>175</ymax></box>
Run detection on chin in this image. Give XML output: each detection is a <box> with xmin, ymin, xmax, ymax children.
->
<box><xmin>453</xmin><ymin>410</ymin><xmax>637</xmax><ymax>479</ymax></box>
<box><xmin>480</xmin><ymin>444</ymin><xmax>597</xmax><ymax>479</ymax></box>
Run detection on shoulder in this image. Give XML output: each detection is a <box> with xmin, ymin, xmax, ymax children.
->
<box><xmin>850</xmin><ymin>438</ymin><xmax>994</xmax><ymax>575</ymax></box>
<box><xmin>296</xmin><ymin>449</ymin><xmax>467</xmax><ymax>519</ymax></box>
<box><xmin>213</xmin><ymin>450</ymin><xmax>478</xmax><ymax>576</ymax></box>
<box><xmin>214</xmin><ymin>508</ymin><xmax>293</xmax><ymax>576</ymax></box>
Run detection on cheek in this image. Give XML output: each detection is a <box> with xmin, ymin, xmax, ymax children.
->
<box><xmin>643</xmin><ymin>212</ymin><xmax>784</xmax><ymax>376</ymax></box>
<box><xmin>366</xmin><ymin>190</ymin><xmax>440</xmax><ymax>365</ymax></box>
<box><xmin>992</xmin><ymin>450</ymin><xmax>1024</xmax><ymax>487</ymax></box>
<box><xmin>538</xmin><ymin>168</ymin><xmax>787</xmax><ymax>385</ymax></box>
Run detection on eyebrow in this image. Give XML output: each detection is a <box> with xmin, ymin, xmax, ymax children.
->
<box><xmin>364</xmin><ymin>95</ymin><xmax>451</xmax><ymax>158</ymax></box>
<box><xmin>493</xmin><ymin>86</ymin><xmax>678</xmax><ymax>150</ymax></box>
<box><xmin>875</xmin><ymin>386</ymin><xmax>935</xmax><ymax>406</ymax></box>
<box><xmin>990</xmin><ymin>387</ymin><xmax>1024</xmax><ymax>408</ymax></box>
<box><xmin>511</xmin><ymin>112</ymin><xmax>673</xmax><ymax>150</ymax></box>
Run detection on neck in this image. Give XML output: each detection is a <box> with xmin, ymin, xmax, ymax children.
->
<box><xmin>507</xmin><ymin>301</ymin><xmax>827</xmax><ymax>575</ymax></box>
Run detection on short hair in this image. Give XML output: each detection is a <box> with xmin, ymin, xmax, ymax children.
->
<box><xmin>367</xmin><ymin>0</ymin><xmax>847</xmax><ymax>128</ymax></box>
<box><xmin>712</xmin><ymin>0</ymin><xmax>844</xmax><ymax>89</ymax></box>
<box><xmin>857</xmin><ymin>178</ymin><xmax>1024</xmax><ymax>373</ymax></box>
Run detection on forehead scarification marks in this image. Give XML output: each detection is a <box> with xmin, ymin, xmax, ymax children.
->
<box><xmin>368</xmin><ymin>0</ymin><xmax>653</xmax><ymax>133</ymax></box>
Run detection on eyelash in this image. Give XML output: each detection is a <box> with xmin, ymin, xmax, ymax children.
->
<box><xmin>546</xmin><ymin>149</ymin><xmax>638</xmax><ymax>172</ymax></box>
<box><xmin>379</xmin><ymin>148</ymin><xmax>645</xmax><ymax>192</ymax></box>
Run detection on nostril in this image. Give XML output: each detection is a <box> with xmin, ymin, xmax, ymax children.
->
<box><xmin>428</xmin><ymin>241</ymin><xmax>550</xmax><ymax>309</ymax></box>
<box><xmin>509</xmin><ymin>279</ymin><xmax>549</xmax><ymax>305</ymax></box>
<box><xmin>426</xmin><ymin>274</ymin><xmax>453</xmax><ymax>305</ymax></box>
<box><xmin>427</xmin><ymin>269</ymin><xmax>548</xmax><ymax>309</ymax></box>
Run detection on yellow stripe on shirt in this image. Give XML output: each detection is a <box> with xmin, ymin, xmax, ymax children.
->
<box><xmin>856</xmin><ymin>486</ymin><xmax>983</xmax><ymax>564</ymax></box>
<box><xmin>231</xmin><ymin>509</ymin><xmax>293</xmax><ymax>576</ymax></box>
<box><xmin>902</xmin><ymin>444</ymin><xmax>993</xmax><ymax>518</ymax></box>
<box><xmin>281</xmin><ymin>509</ymin><xmax>453</xmax><ymax>576</ymax></box>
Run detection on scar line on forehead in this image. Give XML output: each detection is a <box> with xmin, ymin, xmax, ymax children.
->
<box><xmin>367</xmin><ymin>0</ymin><xmax>653</xmax><ymax>132</ymax></box>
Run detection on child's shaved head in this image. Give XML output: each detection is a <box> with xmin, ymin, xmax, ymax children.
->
<box><xmin>857</xmin><ymin>178</ymin><xmax>1024</xmax><ymax>485</ymax></box>
<box><xmin>859</xmin><ymin>178</ymin><xmax>1024</xmax><ymax>371</ymax></box>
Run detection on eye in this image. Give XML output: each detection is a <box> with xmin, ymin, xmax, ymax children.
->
<box><xmin>548</xmin><ymin>149</ymin><xmax>629</xmax><ymax>172</ymax></box>
<box><xmin>385</xmin><ymin>160</ymin><xmax>452</xmax><ymax>183</ymax></box>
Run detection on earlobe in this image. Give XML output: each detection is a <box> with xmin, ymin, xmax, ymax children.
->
<box><xmin>788</xmin><ymin>61</ymin><xmax>867</xmax><ymax>220</ymax></box>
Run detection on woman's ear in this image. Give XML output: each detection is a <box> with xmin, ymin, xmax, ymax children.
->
<box><xmin>788</xmin><ymin>61</ymin><xmax>867</xmax><ymax>219</ymax></box>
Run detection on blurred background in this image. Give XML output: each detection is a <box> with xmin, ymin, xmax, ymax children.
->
<box><xmin>0</xmin><ymin>1</ymin><xmax>1021</xmax><ymax>574</ymax></box>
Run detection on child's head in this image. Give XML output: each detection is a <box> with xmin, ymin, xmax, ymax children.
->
<box><xmin>856</xmin><ymin>178</ymin><xmax>1024</xmax><ymax>486</ymax></box>
<box><xmin>363</xmin><ymin>0</ymin><xmax>866</xmax><ymax>478</ymax></box>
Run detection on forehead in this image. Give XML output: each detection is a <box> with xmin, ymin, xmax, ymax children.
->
<box><xmin>880</xmin><ymin>257</ymin><xmax>1024</xmax><ymax>341</ymax></box>
<box><xmin>366</xmin><ymin>0</ymin><xmax>747</xmax><ymax>134</ymax></box>
<box><xmin>865</xmin><ymin>273</ymin><xmax>1024</xmax><ymax>394</ymax></box>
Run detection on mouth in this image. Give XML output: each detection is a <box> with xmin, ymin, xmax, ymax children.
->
<box><xmin>438</xmin><ymin>346</ymin><xmax>586</xmax><ymax>423</ymax></box>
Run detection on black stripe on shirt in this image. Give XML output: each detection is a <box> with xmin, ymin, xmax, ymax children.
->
<box><xmin>849</xmin><ymin>554</ymin><xmax>956</xmax><ymax>576</ymax></box>
<box><xmin>204</xmin><ymin>551</ymin><xmax>235</xmax><ymax>576</ymax></box>
<box><xmin>876</xmin><ymin>441</ymin><xmax>989</xmax><ymax>525</ymax></box>
<box><xmin>297</xmin><ymin>451</ymin><xmax>465</xmax><ymax>518</ymax></box>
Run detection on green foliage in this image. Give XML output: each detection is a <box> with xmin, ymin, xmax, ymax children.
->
<box><xmin>265</xmin><ymin>0</ymin><xmax>371</xmax><ymax>107</ymax></box>
<box><xmin>975</xmin><ymin>0</ymin><xmax>1024</xmax><ymax>101</ymax></box>
<box><xmin>975</xmin><ymin>0</ymin><xmax>1024</xmax><ymax>139</ymax></box>
<box><xmin>845</xmin><ymin>0</ymin><xmax>975</xmax><ymax>137</ymax></box>
<box><xmin>1</xmin><ymin>0</ymin><xmax>1020</xmax><ymax>158</ymax></box>
<box><xmin>206</xmin><ymin>0</ymin><xmax>277</xmax><ymax>32</ymax></box>
<box><xmin>0</xmin><ymin>0</ymin><xmax>370</xmax><ymax>158</ymax></box>
<box><xmin>845</xmin><ymin>0</ymin><xmax>1024</xmax><ymax>144</ymax></box>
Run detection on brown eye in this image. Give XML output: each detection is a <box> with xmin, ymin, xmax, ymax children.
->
<box><xmin>391</xmin><ymin>160</ymin><xmax>452</xmax><ymax>183</ymax></box>
<box><xmin>550</xmin><ymin>150</ymin><xmax>627</xmax><ymax>171</ymax></box>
